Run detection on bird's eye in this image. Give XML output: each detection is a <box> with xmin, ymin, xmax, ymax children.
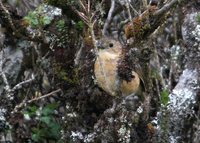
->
<box><xmin>109</xmin><ymin>43</ymin><xmax>113</xmax><ymax>47</ymax></box>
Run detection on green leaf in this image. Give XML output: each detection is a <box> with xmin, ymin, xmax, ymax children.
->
<box><xmin>49</xmin><ymin>122</ymin><xmax>61</xmax><ymax>139</ymax></box>
<box><xmin>161</xmin><ymin>89</ymin><xmax>170</xmax><ymax>106</ymax></box>
<box><xmin>41</xmin><ymin>103</ymin><xmax>58</xmax><ymax>116</ymax></box>
<box><xmin>76</xmin><ymin>21</ymin><xmax>84</xmax><ymax>31</ymax></box>
<box><xmin>32</xmin><ymin>19</ymin><xmax>39</xmax><ymax>27</ymax></box>
<box><xmin>151</xmin><ymin>69</ymin><xmax>159</xmax><ymax>79</ymax></box>
<box><xmin>24</xmin><ymin>105</ymin><xmax>38</xmax><ymax>116</ymax></box>
<box><xmin>31</xmin><ymin>128</ymin><xmax>45</xmax><ymax>142</ymax></box>
<box><xmin>24</xmin><ymin>11</ymin><xmax>39</xmax><ymax>27</ymax></box>
<box><xmin>42</xmin><ymin>107</ymin><xmax>54</xmax><ymax>116</ymax></box>
<box><xmin>56</xmin><ymin>19</ymin><xmax>65</xmax><ymax>31</ymax></box>
<box><xmin>32</xmin><ymin>133</ymin><xmax>41</xmax><ymax>142</ymax></box>
<box><xmin>197</xmin><ymin>14</ymin><xmax>200</xmax><ymax>24</ymax></box>
<box><xmin>42</xmin><ymin>16</ymin><xmax>52</xmax><ymax>25</ymax></box>
<box><xmin>41</xmin><ymin>116</ymin><xmax>51</xmax><ymax>124</ymax></box>
<box><xmin>46</xmin><ymin>102</ymin><xmax>59</xmax><ymax>109</ymax></box>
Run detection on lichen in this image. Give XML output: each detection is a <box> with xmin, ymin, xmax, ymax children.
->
<box><xmin>191</xmin><ymin>25</ymin><xmax>200</xmax><ymax>43</ymax></box>
<box><xmin>167</xmin><ymin>69</ymin><xmax>198</xmax><ymax>142</ymax></box>
<box><xmin>117</xmin><ymin>125</ymin><xmax>131</xmax><ymax>143</ymax></box>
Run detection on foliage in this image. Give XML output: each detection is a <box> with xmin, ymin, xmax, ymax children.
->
<box><xmin>151</xmin><ymin>69</ymin><xmax>160</xmax><ymax>79</ymax></box>
<box><xmin>23</xmin><ymin>5</ymin><xmax>52</xmax><ymax>28</ymax></box>
<box><xmin>53</xmin><ymin>63</ymin><xmax>79</xmax><ymax>85</ymax></box>
<box><xmin>75</xmin><ymin>21</ymin><xmax>84</xmax><ymax>31</ymax></box>
<box><xmin>160</xmin><ymin>89</ymin><xmax>170</xmax><ymax>106</ymax></box>
<box><xmin>56</xmin><ymin>19</ymin><xmax>65</xmax><ymax>31</ymax></box>
<box><xmin>197</xmin><ymin>14</ymin><xmax>200</xmax><ymax>24</ymax></box>
<box><xmin>24</xmin><ymin>103</ymin><xmax>63</xmax><ymax>142</ymax></box>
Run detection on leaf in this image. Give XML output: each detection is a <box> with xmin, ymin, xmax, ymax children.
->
<box><xmin>46</xmin><ymin>102</ymin><xmax>59</xmax><ymax>109</ymax></box>
<box><xmin>32</xmin><ymin>133</ymin><xmax>41</xmax><ymax>142</ymax></box>
<box><xmin>56</xmin><ymin>19</ymin><xmax>65</xmax><ymax>31</ymax></box>
<box><xmin>41</xmin><ymin>107</ymin><xmax>54</xmax><ymax>116</ymax></box>
<box><xmin>76</xmin><ymin>21</ymin><xmax>84</xmax><ymax>31</ymax></box>
<box><xmin>49</xmin><ymin>122</ymin><xmax>61</xmax><ymax>139</ymax></box>
<box><xmin>24</xmin><ymin>11</ymin><xmax>38</xmax><ymax>27</ymax></box>
<box><xmin>31</xmin><ymin>127</ymin><xmax>45</xmax><ymax>142</ymax></box>
<box><xmin>161</xmin><ymin>89</ymin><xmax>169</xmax><ymax>106</ymax></box>
<box><xmin>151</xmin><ymin>69</ymin><xmax>160</xmax><ymax>79</ymax></box>
<box><xmin>197</xmin><ymin>14</ymin><xmax>200</xmax><ymax>24</ymax></box>
<box><xmin>24</xmin><ymin>105</ymin><xmax>38</xmax><ymax>116</ymax></box>
<box><xmin>42</xmin><ymin>16</ymin><xmax>52</xmax><ymax>25</ymax></box>
<box><xmin>41</xmin><ymin>103</ymin><xmax>58</xmax><ymax>116</ymax></box>
<box><xmin>41</xmin><ymin>116</ymin><xmax>51</xmax><ymax>124</ymax></box>
<box><xmin>31</xmin><ymin>19</ymin><xmax>39</xmax><ymax>27</ymax></box>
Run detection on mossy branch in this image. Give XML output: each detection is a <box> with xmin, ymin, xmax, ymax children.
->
<box><xmin>125</xmin><ymin>0</ymin><xmax>189</xmax><ymax>42</ymax></box>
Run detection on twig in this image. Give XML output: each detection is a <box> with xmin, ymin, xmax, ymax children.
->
<box><xmin>129</xmin><ymin>4</ymin><xmax>139</xmax><ymax>16</ymax></box>
<box><xmin>125</xmin><ymin>0</ymin><xmax>132</xmax><ymax>22</ymax></box>
<box><xmin>13</xmin><ymin>89</ymin><xmax>62</xmax><ymax>113</ymax></box>
<box><xmin>75</xmin><ymin>10</ymin><xmax>90</xmax><ymax>25</ymax></box>
<box><xmin>12</xmin><ymin>74</ymin><xmax>35</xmax><ymax>91</ymax></box>
<box><xmin>102</xmin><ymin>0</ymin><xmax>115</xmax><ymax>36</ymax></box>
<box><xmin>72</xmin><ymin>0</ymin><xmax>112</xmax><ymax>92</ymax></box>
<box><xmin>151</xmin><ymin>39</ymin><xmax>166</xmax><ymax>88</ymax></box>
<box><xmin>154</xmin><ymin>0</ymin><xmax>185</xmax><ymax>17</ymax></box>
<box><xmin>91</xmin><ymin>0</ymin><xmax>106</xmax><ymax>22</ymax></box>
<box><xmin>74</xmin><ymin>39</ymin><xmax>84</xmax><ymax>66</ymax></box>
<box><xmin>0</xmin><ymin>50</ymin><xmax>35</xmax><ymax>100</ymax></box>
<box><xmin>79</xmin><ymin>0</ymin><xmax>87</xmax><ymax>13</ymax></box>
<box><xmin>88</xmin><ymin>0</ymin><xmax>91</xmax><ymax>14</ymax></box>
<box><xmin>0</xmin><ymin>51</ymin><xmax>11</xmax><ymax>92</ymax></box>
<box><xmin>9</xmin><ymin>76</ymin><xmax>35</xmax><ymax>98</ymax></box>
<box><xmin>28</xmin><ymin>89</ymin><xmax>62</xmax><ymax>103</ymax></box>
<box><xmin>89</xmin><ymin>17</ymin><xmax>112</xmax><ymax>95</ymax></box>
<box><xmin>142</xmin><ymin>0</ymin><xmax>148</xmax><ymax>9</ymax></box>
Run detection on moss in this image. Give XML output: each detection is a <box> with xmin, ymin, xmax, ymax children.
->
<box><xmin>197</xmin><ymin>14</ymin><xmax>200</xmax><ymax>24</ymax></box>
<box><xmin>53</xmin><ymin>63</ymin><xmax>80</xmax><ymax>86</ymax></box>
<box><xmin>160</xmin><ymin>89</ymin><xmax>169</xmax><ymax>106</ymax></box>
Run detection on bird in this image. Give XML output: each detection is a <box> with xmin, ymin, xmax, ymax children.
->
<box><xmin>94</xmin><ymin>38</ymin><xmax>141</xmax><ymax>97</ymax></box>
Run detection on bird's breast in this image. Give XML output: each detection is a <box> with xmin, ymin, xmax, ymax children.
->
<box><xmin>94</xmin><ymin>48</ymin><xmax>140</xmax><ymax>96</ymax></box>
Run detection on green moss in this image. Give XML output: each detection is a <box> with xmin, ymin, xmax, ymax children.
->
<box><xmin>53</xmin><ymin>63</ymin><xmax>79</xmax><ymax>85</ymax></box>
<box><xmin>151</xmin><ymin>69</ymin><xmax>160</xmax><ymax>80</ymax></box>
<box><xmin>23</xmin><ymin>5</ymin><xmax>52</xmax><ymax>28</ymax></box>
<box><xmin>197</xmin><ymin>14</ymin><xmax>200</xmax><ymax>24</ymax></box>
<box><xmin>160</xmin><ymin>89</ymin><xmax>169</xmax><ymax>106</ymax></box>
<box><xmin>56</xmin><ymin>19</ymin><xmax>66</xmax><ymax>31</ymax></box>
<box><xmin>75</xmin><ymin>21</ymin><xmax>84</xmax><ymax>31</ymax></box>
